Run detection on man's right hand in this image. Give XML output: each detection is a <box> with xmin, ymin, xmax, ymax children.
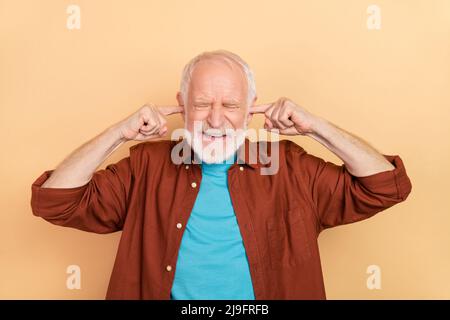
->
<box><xmin>117</xmin><ymin>104</ymin><xmax>184</xmax><ymax>141</ymax></box>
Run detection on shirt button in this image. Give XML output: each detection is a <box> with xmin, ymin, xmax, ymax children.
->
<box><xmin>176</xmin><ymin>223</ymin><xmax>182</xmax><ymax>229</ymax></box>
<box><xmin>239</xmin><ymin>166</ymin><xmax>244</xmax><ymax>171</ymax></box>
<box><xmin>185</xmin><ymin>165</ymin><xmax>189</xmax><ymax>170</ymax></box>
<box><xmin>166</xmin><ymin>265</ymin><xmax>172</xmax><ymax>272</ymax></box>
<box><xmin>191</xmin><ymin>182</ymin><xmax>197</xmax><ymax>188</ymax></box>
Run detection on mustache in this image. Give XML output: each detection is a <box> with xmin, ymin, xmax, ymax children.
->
<box><xmin>188</xmin><ymin>121</ymin><xmax>246</xmax><ymax>136</ymax></box>
<box><xmin>203</xmin><ymin>127</ymin><xmax>233</xmax><ymax>136</ymax></box>
<box><xmin>182</xmin><ymin>119</ymin><xmax>248</xmax><ymax>145</ymax></box>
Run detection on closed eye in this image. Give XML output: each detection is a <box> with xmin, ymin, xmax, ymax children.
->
<box><xmin>194</xmin><ymin>104</ymin><xmax>210</xmax><ymax>109</ymax></box>
<box><xmin>223</xmin><ymin>104</ymin><xmax>239</xmax><ymax>109</ymax></box>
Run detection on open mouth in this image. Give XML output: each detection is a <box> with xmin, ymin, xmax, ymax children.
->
<box><xmin>202</xmin><ymin>129</ymin><xmax>227</xmax><ymax>141</ymax></box>
<box><xmin>202</xmin><ymin>132</ymin><xmax>226</xmax><ymax>141</ymax></box>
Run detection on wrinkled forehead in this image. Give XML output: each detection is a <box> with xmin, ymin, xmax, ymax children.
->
<box><xmin>188</xmin><ymin>58</ymin><xmax>248</xmax><ymax>103</ymax></box>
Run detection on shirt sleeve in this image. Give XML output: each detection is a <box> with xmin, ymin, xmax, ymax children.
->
<box><xmin>287</xmin><ymin>141</ymin><xmax>412</xmax><ymax>232</ymax></box>
<box><xmin>30</xmin><ymin>146</ymin><xmax>138</xmax><ymax>234</ymax></box>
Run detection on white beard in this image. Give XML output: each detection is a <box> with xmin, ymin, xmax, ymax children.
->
<box><xmin>184</xmin><ymin>120</ymin><xmax>247</xmax><ymax>164</ymax></box>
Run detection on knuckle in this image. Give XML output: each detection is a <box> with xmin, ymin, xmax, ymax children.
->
<box><xmin>141</xmin><ymin>104</ymin><xmax>152</xmax><ymax>112</ymax></box>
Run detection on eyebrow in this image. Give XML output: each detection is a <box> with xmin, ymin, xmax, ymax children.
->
<box><xmin>193</xmin><ymin>99</ymin><xmax>212</xmax><ymax>104</ymax></box>
<box><xmin>193</xmin><ymin>98</ymin><xmax>241</xmax><ymax>104</ymax></box>
<box><xmin>223</xmin><ymin>99</ymin><xmax>241</xmax><ymax>104</ymax></box>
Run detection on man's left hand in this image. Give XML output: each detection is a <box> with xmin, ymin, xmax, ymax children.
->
<box><xmin>250</xmin><ymin>97</ymin><xmax>319</xmax><ymax>135</ymax></box>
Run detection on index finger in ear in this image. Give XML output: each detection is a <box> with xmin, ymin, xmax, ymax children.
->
<box><xmin>249</xmin><ymin>104</ymin><xmax>272</xmax><ymax>114</ymax></box>
<box><xmin>158</xmin><ymin>106</ymin><xmax>184</xmax><ymax>116</ymax></box>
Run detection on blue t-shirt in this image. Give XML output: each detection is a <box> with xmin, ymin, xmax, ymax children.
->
<box><xmin>170</xmin><ymin>153</ymin><xmax>255</xmax><ymax>300</ymax></box>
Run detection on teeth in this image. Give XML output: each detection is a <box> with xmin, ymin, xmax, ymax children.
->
<box><xmin>204</xmin><ymin>129</ymin><xmax>225</xmax><ymax>137</ymax></box>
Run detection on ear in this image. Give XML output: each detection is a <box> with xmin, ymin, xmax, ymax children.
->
<box><xmin>246</xmin><ymin>95</ymin><xmax>257</xmax><ymax>126</ymax></box>
<box><xmin>176</xmin><ymin>92</ymin><xmax>185</xmax><ymax>113</ymax></box>
<box><xmin>177</xmin><ymin>91</ymin><xmax>186</xmax><ymax>121</ymax></box>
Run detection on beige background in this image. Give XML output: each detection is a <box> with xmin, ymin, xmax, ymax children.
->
<box><xmin>1</xmin><ymin>0</ymin><xmax>449</xmax><ymax>299</ymax></box>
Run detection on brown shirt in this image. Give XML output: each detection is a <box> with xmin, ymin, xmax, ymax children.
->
<box><xmin>30</xmin><ymin>138</ymin><xmax>412</xmax><ymax>299</ymax></box>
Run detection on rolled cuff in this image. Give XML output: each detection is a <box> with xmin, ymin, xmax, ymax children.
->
<box><xmin>354</xmin><ymin>155</ymin><xmax>412</xmax><ymax>201</ymax></box>
<box><xmin>30</xmin><ymin>170</ymin><xmax>90</xmax><ymax>218</ymax></box>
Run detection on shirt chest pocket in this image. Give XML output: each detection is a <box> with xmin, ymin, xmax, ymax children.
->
<box><xmin>266</xmin><ymin>203</ymin><xmax>313</xmax><ymax>269</ymax></box>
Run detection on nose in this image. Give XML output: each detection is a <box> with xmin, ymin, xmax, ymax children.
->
<box><xmin>207</xmin><ymin>105</ymin><xmax>224</xmax><ymax>128</ymax></box>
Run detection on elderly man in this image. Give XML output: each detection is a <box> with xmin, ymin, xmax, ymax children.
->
<box><xmin>31</xmin><ymin>50</ymin><xmax>412</xmax><ymax>300</ymax></box>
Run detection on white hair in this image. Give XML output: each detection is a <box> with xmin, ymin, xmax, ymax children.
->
<box><xmin>179</xmin><ymin>50</ymin><xmax>256</xmax><ymax>107</ymax></box>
